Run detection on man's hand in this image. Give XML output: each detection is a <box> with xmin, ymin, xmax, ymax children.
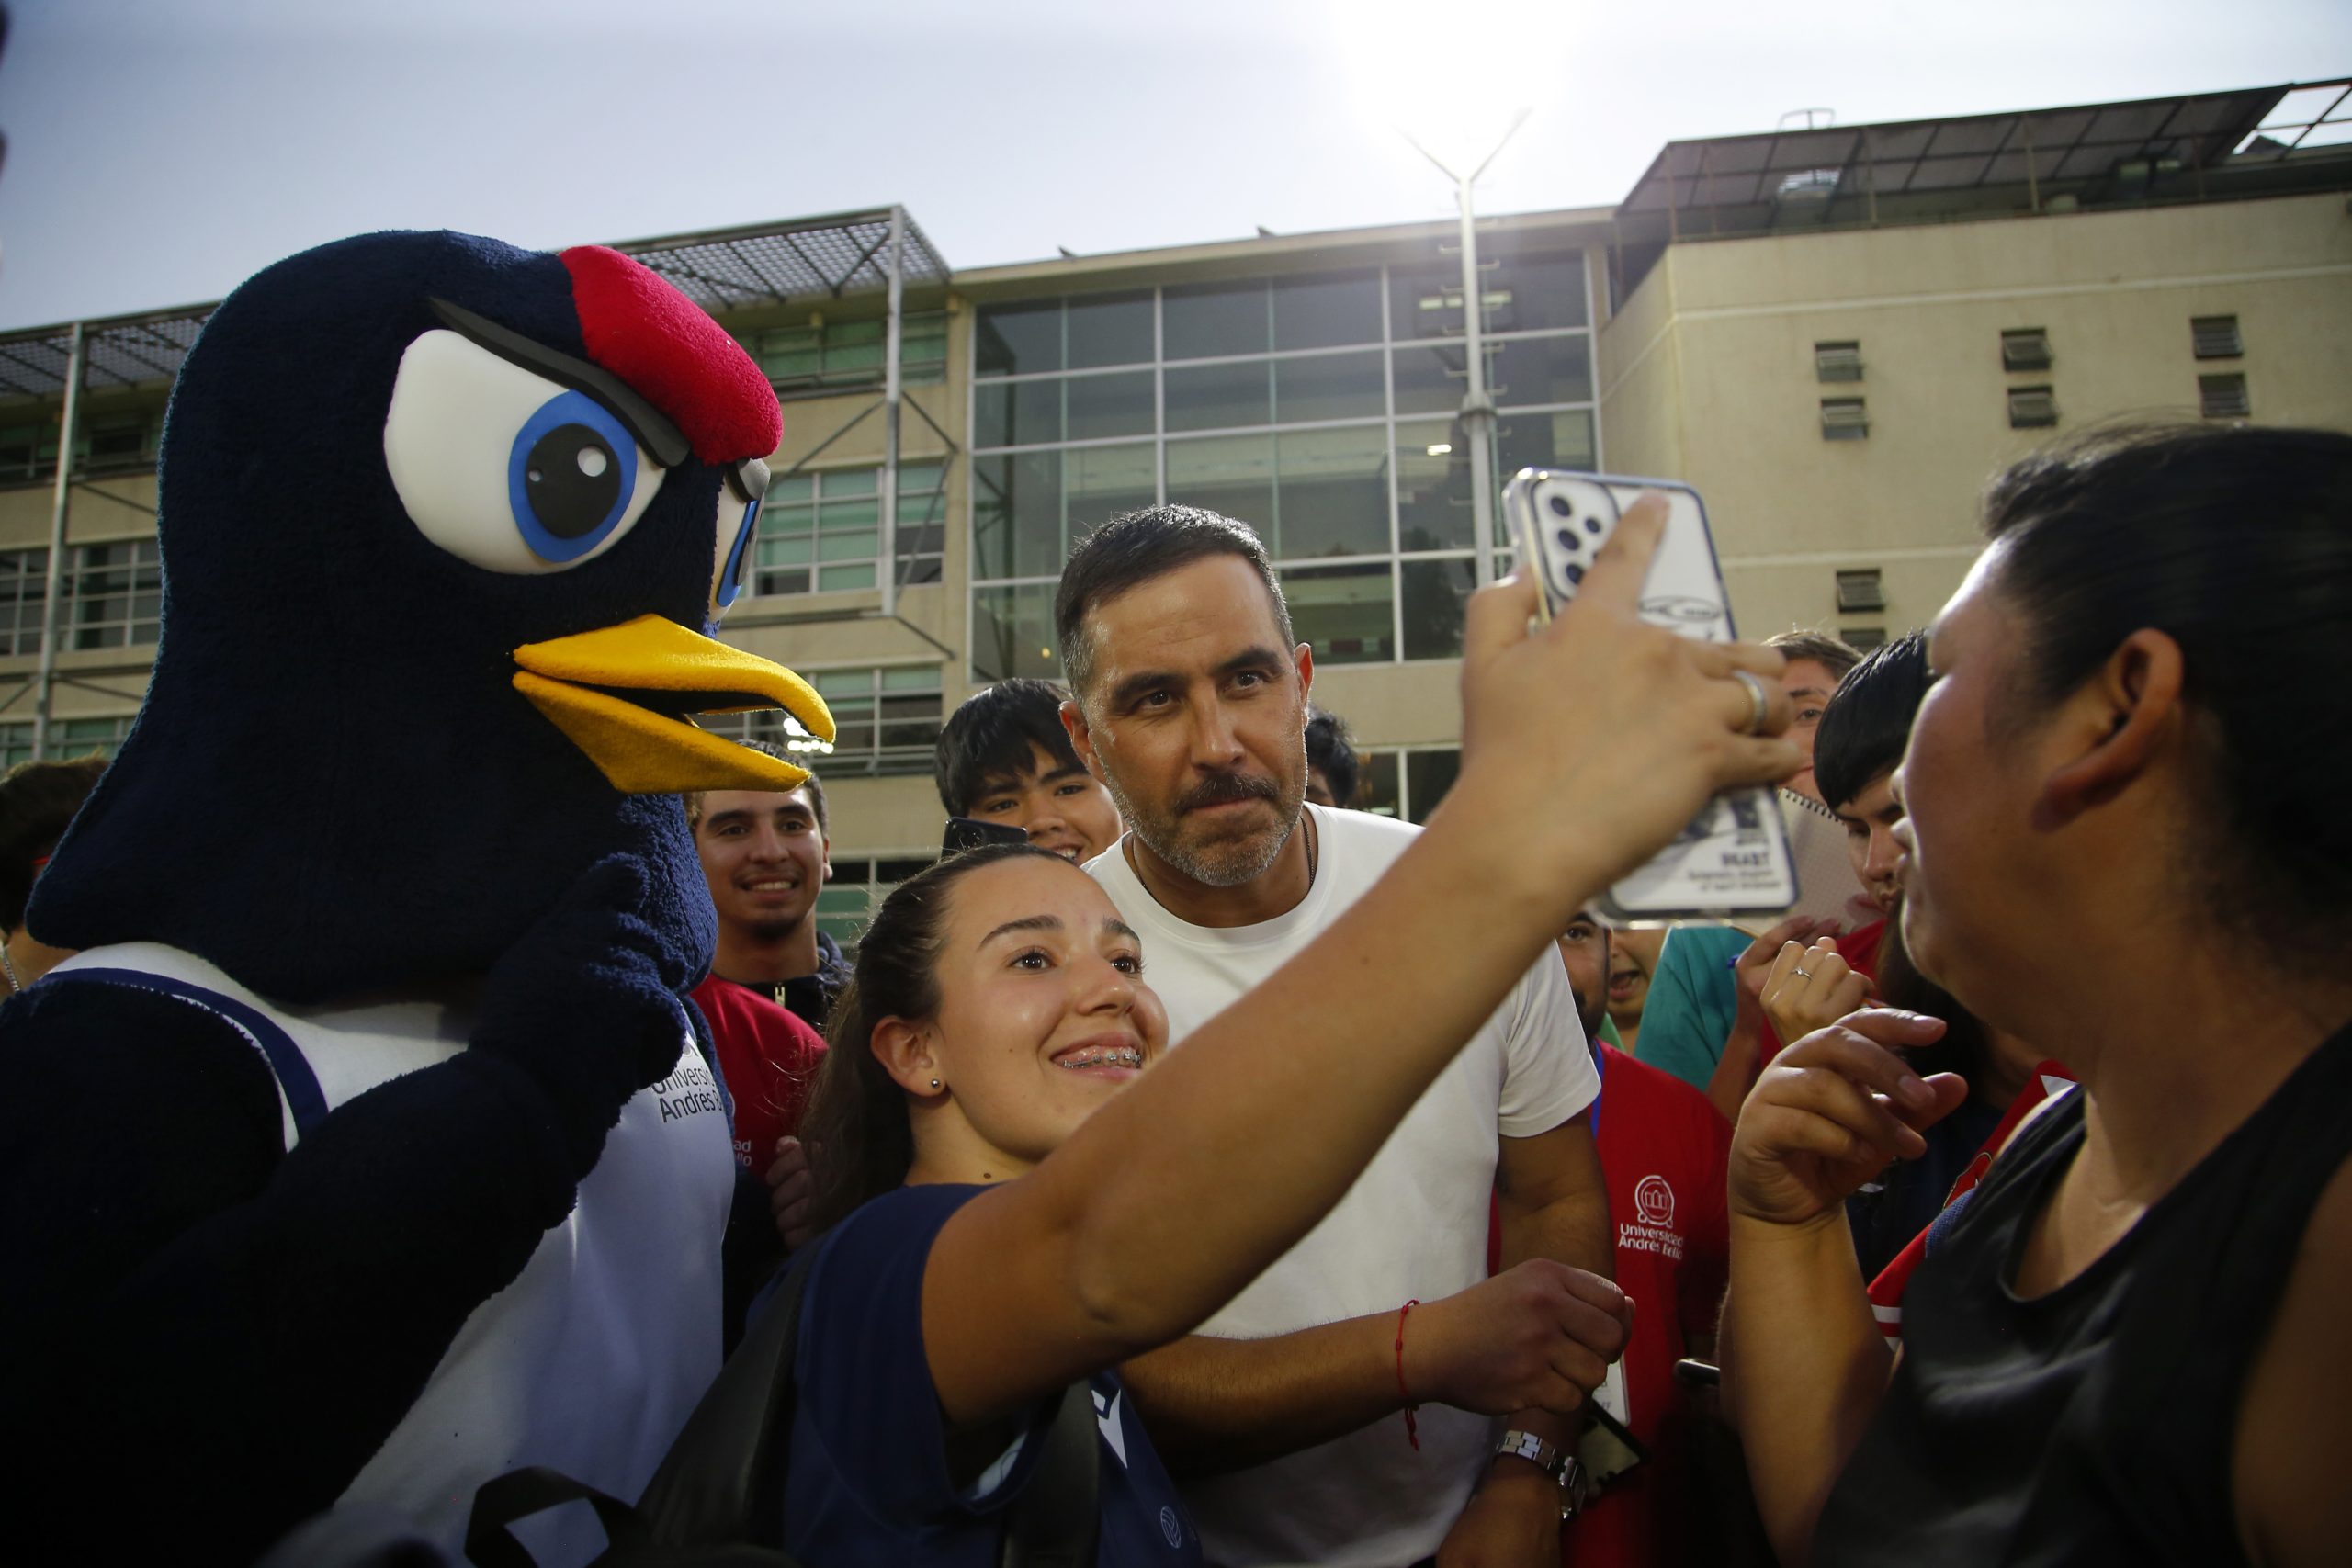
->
<box><xmin>1435</xmin><ymin>1464</ymin><xmax>1562</xmax><ymax>1568</ymax></box>
<box><xmin>764</xmin><ymin>1135</ymin><xmax>814</xmax><ymax>1248</ymax></box>
<box><xmin>1408</xmin><ymin>1260</ymin><xmax>1634</xmax><ymax>1417</ymax></box>
<box><xmin>1729</xmin><ymin>1010</ymin><xmax>1969</xmax><ymax>1228</ymax></box>
<box><xmin>1760</xmin><ymin>936</ymin><xmax>1873</xmax><ymax>1048</ymax></box>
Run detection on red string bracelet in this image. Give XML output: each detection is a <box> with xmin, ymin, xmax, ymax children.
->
<box><xmin>1394</xmin><ymin>1298</ymin><xmax>1421</xmax><ymax>1450</ymax></box>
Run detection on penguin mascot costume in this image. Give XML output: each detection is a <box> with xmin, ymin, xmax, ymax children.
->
<box><xmin>0</xmin><ymin>231</ymin><xmax>835</xmax><ymax>1563</ymax></box>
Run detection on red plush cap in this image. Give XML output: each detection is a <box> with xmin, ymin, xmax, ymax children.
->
<box><xmin>560</xmin><ymin>245</ymin><xmax>781</xmax><ymax>464</ymax></box>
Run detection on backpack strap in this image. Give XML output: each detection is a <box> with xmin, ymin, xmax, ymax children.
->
<box><xmin>634</xmin><ymin>1239</ymin><xmax>823</xmax><ymax>1549</ymax></box>
<box><xmin>40</xmin><ymin>966</ymin><xmax>329</xmax><ymax>1140</ymax></box>
<box><xmin>999</xmin><ymin>1380</ymin><xmax>1100</xmax><ymax>1568</ymax></box>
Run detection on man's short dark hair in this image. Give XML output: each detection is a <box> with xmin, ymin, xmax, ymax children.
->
<box><xmin>0</xmin><ymin>754</ymin><xmax>107</xmax><ymax>930</ymax></box>
<box><xmin>935</xmin><ymin>679</ymin><xmax>1086</xmax><ymax>817</ymax></box>
<box><xmin>1814</xmin><ymin>632</ymin><xmax>1929</xmax><ymax>811</ymax></box>
<box><xmin>1766</xmin><ymin>629</ymin><xmax>1864</xmax><ymax>682</ymax></box>
<box><xmin>1304</xmin><ymin>708</ymin><xmax>1360</xmax><ymax>808</ymax></box>
<box><xmin>1053</xmin><ymin>504</ymin><xmax>1295</xmax><ymax>701</ymax></box>
<box><xmin>684</xmin><ymin>740</ymin><xmax>827</xmax><ymax>837</ymax></box>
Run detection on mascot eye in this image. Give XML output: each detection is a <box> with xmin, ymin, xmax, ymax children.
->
<box><xmin>712</xmin><ymin>494</ymin><xmax>758</xmax><ymax>615</ymax></box>
<box><xmin>710</xmin><ymin>458</ymin><xmax>767</xmax><ymax>618</ymax></box>
<box><xmin>385</xmin><ymin>329</ymin><xmax>664</xmax><ymax>574</ymax></box>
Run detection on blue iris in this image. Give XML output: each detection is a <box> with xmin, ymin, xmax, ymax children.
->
<box><xmin>716</xmin><ymin>496</ymin><xmax>759</xmax><ymax>610</ymax></box>
<box><xmin>507</xmin><ymin>389</ymin><xmax>639</xmax><ymax>563</ymax></box>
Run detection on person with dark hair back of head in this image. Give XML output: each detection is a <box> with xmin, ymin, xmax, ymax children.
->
<box><xmin>1764</xmin><ymin>630</ymin><xmax>1862</xmax><ymax>804</ymax></box>
<box><xmin>935</xmin><ymin>678</ymin><xmax>1123</xmax><ymax>864</ymax></box>
<box><xmin>1725</xmin><ymin>423</ymin><xmax>2352</xmax><ymax>1566</ymax></box>
<box><xmin>0</xmin><ymin>754</ymin><xmax>107</xmax><ymax>994</ymax></box>
<box><xmin>1681</xmin><ymin>637</ymin><xmax>1929</xmax><ymax>1121</ymax></box>
<box><xmin>1052</xmin><ymin>502</ymin><xmax>1620</xmax><ymax>1567</ymax></box>
<box><xmin>684</xmin><ymin>747</ymin><xmax>848</xmax><ymax>1038</ymax></box>
<box><xmin>1303</xmin><ymin>708</ymin><xmax>1360</xmax><ymax>810</ymax></box>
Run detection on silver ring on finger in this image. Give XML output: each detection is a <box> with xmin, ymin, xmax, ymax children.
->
<box><xmin>1730</xmin><ymin>669</ymin><xmax>1770</xmax><ymax>736</ymax></box>
<box><xmin>1792</xmin><ymin>967</ymin><xmax>1813</xmax><ymax>980</ymax></box>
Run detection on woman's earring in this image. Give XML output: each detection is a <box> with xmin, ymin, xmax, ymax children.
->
<box><xmin>930</xmin><ymin>1078</ymin><xmax>941</xmax><ymax>1090</ymax></box>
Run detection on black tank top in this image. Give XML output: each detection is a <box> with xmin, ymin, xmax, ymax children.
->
<box><xmin>1815</xmin><ymin>1020</ymin><xmax>2352</xmax><ymax>1566</ymax></box>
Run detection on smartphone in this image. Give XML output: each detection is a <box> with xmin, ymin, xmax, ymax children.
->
<box><xmin>941</xmin><ymin>817</ymin><xmax>1032</xmax><ymax>858</ymax></box>
<box><xmin>1503</xmin><ymin>468</ymin><xmax>1800</xmax><ymax>925</ymax></box>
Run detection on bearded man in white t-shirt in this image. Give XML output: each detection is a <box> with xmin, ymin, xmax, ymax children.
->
<box><xmin>1054</xmin><ymin>503</ymin><xmax>1622</xmax><ymax>1568</ymax></box>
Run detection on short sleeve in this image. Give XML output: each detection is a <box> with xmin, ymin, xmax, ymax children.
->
<box><xmin>790</xmin><ymin>1185</ymin><xmax>1053</xmax><ymax>1527</ymax></box>
<box><xmin>1496</xmin><ymin>946</ymin><xmax>1600</xmax><ymax>1137</ymax></box>
<box><xmin>1632</xmin><ymin>925</ymin><xmax>1747</xmax><ymax>1091</ymax></box>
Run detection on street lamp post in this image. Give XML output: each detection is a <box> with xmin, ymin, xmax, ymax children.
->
<box><xmin>1404</xmin><ymin>107</ymin><xmax>1530</xmax><ymax>588</ymax></box>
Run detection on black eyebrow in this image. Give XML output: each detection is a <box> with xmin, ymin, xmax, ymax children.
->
<box><xmin>1104</xmin><ymin>646</ymin><xmax>1287</xmax><ymax>713</ymax></box>
<box><xmin>428</xmin><ymin>296</ymin><xmax>692</xmax><ymax>469</ymax></box>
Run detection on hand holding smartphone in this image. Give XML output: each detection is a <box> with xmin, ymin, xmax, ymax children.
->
<box><xmin>1503</xmin><ymin>468</ymin><xmax>1800</xmax><ymax>925</ymax></box>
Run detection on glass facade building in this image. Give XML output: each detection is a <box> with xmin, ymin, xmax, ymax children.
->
<box><xmin>964</xmin><ymin>241</ymin><xmax>1597</xmax><ymax>685</ymax></box>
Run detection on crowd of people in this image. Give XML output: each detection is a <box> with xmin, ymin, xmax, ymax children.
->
<box><xmin>2</xmin><ymin>349</ymin><xmax>2345</xmax><ymax>1568</ymax></box>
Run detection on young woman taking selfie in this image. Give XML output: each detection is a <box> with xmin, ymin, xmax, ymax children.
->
<box><xmin>775</xmin><ymin>497</ymin><xmax>1800</xmax><ymax>1563</ymax></box>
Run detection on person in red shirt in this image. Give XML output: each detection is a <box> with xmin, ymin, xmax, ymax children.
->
<box><xmin>1555</xmin><ymin>908</ymin><xmax>1734</xmax><ymax>1566</ymax></box>
<box><xmin>687</xmin><ymin>970</ymin><xmax>825</xmax><ymax>1176</ymax></box>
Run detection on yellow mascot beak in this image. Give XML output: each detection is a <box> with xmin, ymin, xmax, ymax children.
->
<box><xmin>512</xmin><ymin>615</ymin><xmax>834</xmax><ymax>794</ymax></box>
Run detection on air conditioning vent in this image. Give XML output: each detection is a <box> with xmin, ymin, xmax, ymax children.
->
<box><xmin>2001</xmin><ymin>328</ymin><xmax>2052</xmax><ymax>372</ymax></box>
<box><xmin>2007</xmin><ymin>386</ymin><xmax>2060</xmax><ymax>429</ymax></box>
<box><xmin>1836</xmin><ymin>568</ymin><xmax>1885</xmax><ymax>613</ymax></box>
<box><xmin>1820</xmin><ymin>398</ymin><xmax>1870</xmax><ymax>441</ymax></box>
<box><xmin>1814</xmin><ymin>341</ymin><xmax>1864</xmax><ymax>383</ymax></box>
<box><xmin>2199</xmin><ymin>373</ymin><xmax>2250</xmax><ymax>420</ymax></box>
<box><xmin>2191</xmin><ymin>315</ymin><xmax>2243</xmax><ymax>359</ymax></box>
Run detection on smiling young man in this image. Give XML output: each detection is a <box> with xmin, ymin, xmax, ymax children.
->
<box><xmin>935</xmin><ymin>678</ymin><xmax>1125</xmax><ymax>864</ymax></box>
<box><xmin>1055</xmin><ymin>503</ymin><xmax>1615</xmax><ymax>1568</ymax></box>
<box><xmin>689</xmin><ymin>758</ymin><xmax>852</xmax><ymax>1037</ymax></box>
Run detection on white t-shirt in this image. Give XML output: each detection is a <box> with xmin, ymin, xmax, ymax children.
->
<box><xmin>1084</xmin><ymin>805</ymin><xmax>1598</xmax><ymax>1568</ymax></box>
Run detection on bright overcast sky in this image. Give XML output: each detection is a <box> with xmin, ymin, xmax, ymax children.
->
<box><xmin>0</xmin><ymin>0</ymin><xmax>2344</xmax><ymax>329</ymax></box>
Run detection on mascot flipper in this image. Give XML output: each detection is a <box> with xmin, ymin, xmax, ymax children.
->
<box><xmin>0</xmin><ymin>231</ymin><xmax>831</xmax><ymax>1564</ymax></box>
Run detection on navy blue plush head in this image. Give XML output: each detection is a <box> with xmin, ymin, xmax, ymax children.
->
<box><xmin>28</xmin><ymin>231</ymin><xmax>831</xmax><ymax>1003</ymax></box>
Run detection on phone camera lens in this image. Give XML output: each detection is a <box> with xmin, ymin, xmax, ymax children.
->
<box><xmin>1555</xmin><ymin>526</ymin><xmax>1577</xmax><ymax>553</ymax></box>
<box><xmin>1585</xmin><ymin>517</ymin><xmax>1606</xmax><ymax>536</ymax></box>
<box><xmin>1546</xmin><ymin>493</ymin><xmax>1573</xmax><ymax>517</ymax></box>
<box><xmin>1565</xmin><ymin>563</ymin><xmax>1586</xmax><ymax>585</ymax></box>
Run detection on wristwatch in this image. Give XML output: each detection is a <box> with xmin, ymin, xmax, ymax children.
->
<box><xmin>1494</xmin><ymin>1428</ymin><xmax>1590</xmax><ymax>1520</ymax></box>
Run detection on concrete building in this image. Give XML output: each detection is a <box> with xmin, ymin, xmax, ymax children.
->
<box><xmin>1</xmin><ymin>79</ymin><xmax>2346</xmax><ymax>940</ymax></box>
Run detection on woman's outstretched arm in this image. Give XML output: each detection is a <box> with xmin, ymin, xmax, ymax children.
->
<box><xmin>919</xmin><ymin>497</ymin><xmax>1804</xmax><ymax>1427</ymax></box>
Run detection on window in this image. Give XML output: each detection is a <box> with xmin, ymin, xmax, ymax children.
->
<box><xmin>69</xmin><ymin>538</ymin><xmax>163</xmax><ymax>649</ymax></box>
<box><xmin>0</xmin><ymin>715</ymin><xmax>134</xmax><ymax>766</ymax></box>
<box><xmin>2199</xmin><ymin>373</ymin><xmax>2250</xmax><ymax>420</ymax></box>
<box><xmin>755</xmin><ymin>463</ymin><xmax>947</xmax><ymax>595</ymax></box>
<box><xmin>741</xmin><ymin>311</ymin><xmax>948</xmax><ymax>397</ymax></box>
<box><xmin>970</xmin><ymin>252</ymin><xmax>1595</xmax><ymax>681</ymax></box>
<box><xmin>0</xmin><ymin>423</ymin><xmax>57</xmax><ymax>483</ymax></box>
<box><xmin>2191</xmin><ymin>315</ymin><xmax>2244</xmax><ymax>359</ymax></box>
<box><xmin>2000</xmin><ymin>329</ymin><xmax>2052</xmax><ymax>372</ymax></box>
<box><xmin>2007</xmin><ymin>386</ymin><xmax>2059</xmax><ymax>429</ymax></box>
<box><xmin>1820</xmin><ymin>399</ymin><xmax>1870</xmax><ymax>441</ymax></box>
<box><xmin>813</xmin><ymin>665</ymin><xmax>944</xmax><ymax>776</ymax></box>
<box><xmin>1348</xmin><ymin>746</ymin><xmax>1461</xmax><ymax>822</ymax></box>
<box><xmin>1835</xmin><ymin>568</ymin><xmax>1885</xmax><ymax>614</ymax></box>
<box><xmin>0</xmin><ymin>548</ymin><xmax>50</xmax><ymax>654</ymax></box>
<box><xmin>697</xmin><ymin>665</ymin><xmax>943</xmax><ymax>777</ymax></box>
<box><xmin>1843</xmin><ymin>625</ymin><xmax>1889</xmax><ymax>651</ymax></box>
<box><xmin>1814</xmin><ymin>341</ymin><xmax>1863</xmax><ymax>383</ymax></box>
<box><xmin>814</xmin><ymin>854</ymin><xmax>936</xmax><ymax>949</ymax></box>
<box><xmin>83</xmin><ymin>411</ymin><xmax>163</xmax><ymax>473</ymax></box>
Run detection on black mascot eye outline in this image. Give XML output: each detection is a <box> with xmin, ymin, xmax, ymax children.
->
<box><xmin>383</xmin><ymin>329</ymin><xmax>666</xmax><ymax>575</ymax></box>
